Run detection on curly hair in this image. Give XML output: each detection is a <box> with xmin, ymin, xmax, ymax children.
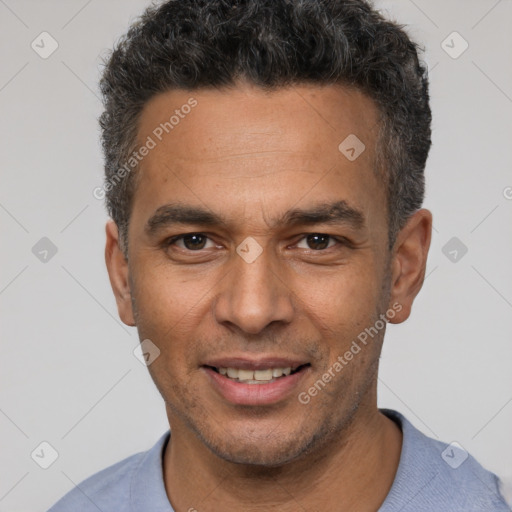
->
<box><xmin>99</xmin><ymin>0</ymin><xmax>431</xmax><ymax>254</ymax></box>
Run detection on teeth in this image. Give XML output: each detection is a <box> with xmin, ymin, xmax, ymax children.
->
<box><xmin>238</xmin><ymin>369</ymin><xmax>254</xmax><ymax>381</ymax></box>
<box><xmin>217</xmin><ymin>366</ymin><xmax>295</xmax><ymax>382</ymax></box>
<box><xmin>254</xmin><ymin>369</ymin><xmax>273</xmax><ymax>381</ymax></box>
<box><xmin>227</xmin><ymin>368</ymin><xmax>239</xmax><ymax>379</ymax></box>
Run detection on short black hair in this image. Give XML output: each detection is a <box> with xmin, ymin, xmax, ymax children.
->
<box><xmin>99</xmin><ymin>0</ymin><xmax>431</xmax><ymax>254</ymax></box>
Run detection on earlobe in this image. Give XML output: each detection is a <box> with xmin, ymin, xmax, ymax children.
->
<box><xmin>105</xmin><ymin>221</ymin><xmax>136</xmax><ymax>326</ymax></box>
<box><xmin>387</xmin><ymin>209</ymin><xmax>432</xmax><ymax>324</ymax></box>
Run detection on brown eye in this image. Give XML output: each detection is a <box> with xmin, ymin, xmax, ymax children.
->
<box><xmin>170</xmin><ymin>233</ymin><xmax>214</xmax><ymax>250</ymax></box>
<box><xmin>182</xmin><ymin>234</ymin><xmax>207</xmax><ymax>250</ymax></box>
<box><xmin>298</xmin><ymin>234</ymin><xmax>335</xmax><ymax>250</ymax></box>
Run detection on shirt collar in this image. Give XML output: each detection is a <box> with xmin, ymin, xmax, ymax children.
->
<box><xmin>131</xmin><ymin>430</ymin><xmax>174</xmax><ymax>512</ymax></box>
<box><xmin>128</xmin><ymin>409</ymin><xmax>430</xmax><ymax>511</ymax></box>
<box><xmin>378</xmin><ymin>408</ymin><xmax>439</xmax><ymax>511</ymax></box>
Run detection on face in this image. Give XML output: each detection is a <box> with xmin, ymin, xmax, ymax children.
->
<box><xmin>106</xmin><ymin>83</ymin><xmax>430</xmax><ymax>466</ymax></box>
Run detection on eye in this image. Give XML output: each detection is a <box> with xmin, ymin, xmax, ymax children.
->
<box><xmin>168</xmin><ymin>233</ymin><xmax>216</xmax><ymax>251</ymax></box>
<box><xmin>296</xmin><ymin>233</ymin><xmax>338</xmax><ymax>251</ymax></box>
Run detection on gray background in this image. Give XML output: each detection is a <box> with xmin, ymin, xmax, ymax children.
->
<box><xmin>1</xmin><ymin>0</ymin><xmax>511</xmax><ymax>510</ymax></box>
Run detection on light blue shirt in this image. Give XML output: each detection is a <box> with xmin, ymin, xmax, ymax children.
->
<box><xmin>48</xmin><ymin>409</ymin><xmax>510</xmax><ymax>511</ymax></box>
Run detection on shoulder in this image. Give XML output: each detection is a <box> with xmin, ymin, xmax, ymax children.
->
<box><xmin>380</xmin><ymin>409</ymin><xmax>511</xmax><ymax>512</ymax></box>
<box><xmin>47</xmin><ymin>432</ymin><xmax>170</xmax><ymax>512</ymax></box>
<box><xmin>47</xmin><ymin>452</ymin><xmax>144</xmax><ymax>512</ymax></box>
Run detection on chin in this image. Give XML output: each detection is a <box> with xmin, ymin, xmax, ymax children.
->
<box><xmin>196</xmin><ymin>420</ymin><xmax>326</xmax><ymax>468</ymax></box>
<box><xmin>210</xmin><ymin>438</ymin><xmax>308</xmax><ymax>467</ymax></box>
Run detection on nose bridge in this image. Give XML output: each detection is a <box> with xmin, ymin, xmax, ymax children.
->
<box><xmin>214</xmin><ymin>244</ymin><xmax>293</xmax><ymax>334</ymax></box>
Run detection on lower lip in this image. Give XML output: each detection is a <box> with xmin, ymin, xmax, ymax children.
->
<box><xmin>203</xmin><ymin>366</ymin><xmax>309</xmax><ymax>406</ymax></box>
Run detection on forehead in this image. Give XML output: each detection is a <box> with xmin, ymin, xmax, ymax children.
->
<box><xmin>137</xmin><ymin>83</ymin><xmax>379</xmax><ymax>161</ymax></box>
<box><xmin>131</xmin><ymin>83</ymin><xmax>385</xmax><ymax>234</ymax></box>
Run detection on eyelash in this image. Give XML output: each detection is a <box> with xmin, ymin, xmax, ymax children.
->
<box><xmin>164</xmin><ymin>233</ymin><xmax>350</xmax><ymax>252</ymax></box>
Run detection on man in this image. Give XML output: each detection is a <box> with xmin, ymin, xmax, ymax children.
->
<box><xmin>48</xmin><ymin>0</ymin><xmax>510</xmax><ymax>510</ymax></box>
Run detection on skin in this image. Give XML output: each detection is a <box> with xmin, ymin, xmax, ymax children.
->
<box><xmin>105</xmin><ymin>83</ymin><xmax>432</xmax><ymax>511</ymax></box>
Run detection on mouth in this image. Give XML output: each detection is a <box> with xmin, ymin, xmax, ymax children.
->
<box><xmin>201</xmin><ymin>359</ymin><xmax>311</xmax><ymax>405</ymax></box>
<box><xmin>204</xmin><ymin>364</ymin><xmax>310</xmax><ymax>384</ymax></box>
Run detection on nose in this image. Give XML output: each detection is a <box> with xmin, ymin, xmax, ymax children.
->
<box><xmin>213</xmin><ymin>245</ymin><xmax>294</xmax><ymax>335</ymax></box>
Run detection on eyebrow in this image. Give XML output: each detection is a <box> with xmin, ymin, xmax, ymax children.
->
<box><xmin>145</xmin><ymin>200</ymin><xmax>366</xmax><ymax>235</ymax></box>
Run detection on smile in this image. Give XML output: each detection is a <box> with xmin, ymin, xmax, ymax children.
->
<box><xmin>206</xmin><ymin>365</ymin><xmax>309</xmax><ymax>384</ymax></box>
<box><xmin>202</xmin><ymin>361</ymin><xmax>311</xmax><ymax>405</ymax></box>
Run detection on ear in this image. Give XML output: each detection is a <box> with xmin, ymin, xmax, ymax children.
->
<box><xmin>387</xmin><ymin>209</ymin><xmax>432</xmax><ymax>324</ymax></box>
<box><xmin>105</xmin><ymin>221</ymin><xmax>135</xmax><ymax>326</ymax></box>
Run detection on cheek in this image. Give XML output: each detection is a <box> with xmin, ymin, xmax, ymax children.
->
<box><xmin>290</xmin><ymin>259</ymin><xmax>386</xmax><ymax>386</ymax></box>
<box><xmin>132</xmin><ymin>271</ymin><xmax>202</xmax><ymax>399</ymax></box>
<box><xmin>293</xmin><ymin>261</ymin><xmax>382</xmax><ymax>333</ymax></box>
<box><xmin>131</xmin><ymin>258</ymin><xmax>209</xmax><ymax>323</ymax></box>
<box><xmin>129</xmin><ymin>263</ymin><xmax>210</xmax><ymax>369</ymax></box>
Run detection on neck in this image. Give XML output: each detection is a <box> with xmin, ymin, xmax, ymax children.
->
<box><xmin>163</xmin><ymin>397</ymin><xmax>402</xmax><ymax>511</ymax></box>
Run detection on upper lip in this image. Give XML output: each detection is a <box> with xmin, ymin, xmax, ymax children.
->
<box><xmin>202</xmin><ymin>356</ymin><xmax>309</xmax><ymax>371</ymax></box>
